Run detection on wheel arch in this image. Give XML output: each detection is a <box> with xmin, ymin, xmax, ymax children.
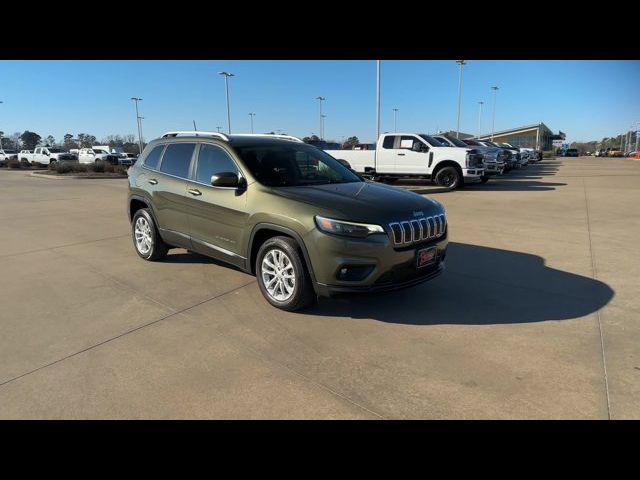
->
<box><xmin>432</xmin><ymin>159</ymin><xmax>464</xmax><ymax>178</ymax></box>
<box><xmin>247</xmin><ymin>223</ymin><xmax>318</xmax><ymax>288</ymax></box>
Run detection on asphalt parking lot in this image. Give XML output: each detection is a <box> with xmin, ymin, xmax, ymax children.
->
<box><xmin>0</xmin><ymin>156</ymin><xmax>638</xmax><ymax>419</ymax></box>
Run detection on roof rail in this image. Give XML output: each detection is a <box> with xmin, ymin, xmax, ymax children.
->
<box><xmin>160</xmin><ymin>131</ymin><xmax>230</xmax><ymax>141</ymax></box>
<box><xmin>230</xmin><ymin>134</ymin><xmax>304</xmax><ymax>143</ymax></box>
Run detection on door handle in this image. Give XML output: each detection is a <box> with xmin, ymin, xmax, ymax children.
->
<box><xmin>148</xmin><ymin>179</ymin><xmax>158</xmax><ymax>185</ymax></box>
<box><xmin>397</xmin><ymin>153</ymin><xmax>405</xmax><ymax>156</ymax></box>
<box><xmin>188</xmin><ymin>188</ymin><xmax>202</xmax><ymax>196</ymax></box>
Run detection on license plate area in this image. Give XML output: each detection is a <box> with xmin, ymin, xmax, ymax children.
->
<box><xmin>416</xmin><ymin>246</ymin><xmax>437</xmax><ymax>268</ymax></box>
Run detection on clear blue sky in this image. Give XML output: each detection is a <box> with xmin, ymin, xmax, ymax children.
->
<box><xmin>1</xmin><ymin>60</ymin><xmax>638</xmax><ymax>144</ymax></box>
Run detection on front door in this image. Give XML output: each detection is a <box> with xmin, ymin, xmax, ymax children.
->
<box><xmin>393</xmin><ymin>135</ymin><xmax>430</xmax><ymax>174</ymax></box>
<box><xmin>185</xmin><ymin>143</ymin><xmax>249</xmax><ymax>267</ymax></box>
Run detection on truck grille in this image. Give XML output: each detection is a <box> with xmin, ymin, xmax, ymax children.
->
<box><xmin>389</xmin><ymin>214</ymin><xmax>447</xmax><ymax>245</ymax></box>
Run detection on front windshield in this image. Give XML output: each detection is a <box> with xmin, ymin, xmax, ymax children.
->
<box><xmin>443</xmin><ymin>136</ymin><xmax>468</xmax><ymax>148</ymax></box>
<box><xmin>419</xmin><ymin>134</ymin><xmax>447</xmax><ymax>146</ymax></box>
<box><xmin>233</xmin><ymin>143</ymin><xmax>362</xmax><ymax>187</ymax></box>
<box><xmin>463</xmin><ymin>139</ymin><xmax>480</xmax><ymax>146</ymax></box>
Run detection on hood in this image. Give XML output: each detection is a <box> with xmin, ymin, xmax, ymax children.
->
<box><xmin>266</xmin><ymin>181</ymin><xmax>444</xmax><ymax>224</ymax></box>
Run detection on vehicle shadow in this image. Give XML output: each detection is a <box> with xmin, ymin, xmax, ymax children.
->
<box><xmin>302</xmin><ymin>242</ymin><xmax>614</xmax><ymax>325</ymax></box>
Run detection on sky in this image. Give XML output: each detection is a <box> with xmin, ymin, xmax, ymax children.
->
<box><xmin>1</xmin><ymin>60</ymin><xmax>638</xmax><ymax>145</ymax></box>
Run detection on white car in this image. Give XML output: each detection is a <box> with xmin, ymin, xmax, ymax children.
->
<box><xmin>0</xmin><ymin>149</ymin><xmax>18</xmax><ymax>162</ymax></box>
<box><xmin>78</xmin><ymin>148</ymin><xmax>119</xmax><ymax>165</ymax></box>
<box><xmin>19</xmin><ymin>147</ymin><xmax>75</xmax><ymax>165</ymax></box>
<box><xmin>325</xmin><ymin>132</ymin><xmax>484</xmax><ymax>189</ymax></box>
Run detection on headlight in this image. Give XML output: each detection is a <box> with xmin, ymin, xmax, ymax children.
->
<box><xmin>315</xmin><ymin>216</ymin><xmax>384</xmax><ymax>238</ymax></box>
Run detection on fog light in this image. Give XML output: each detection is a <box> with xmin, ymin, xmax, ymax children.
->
<box><xmin>336</xmin><ymin>264</ymin><xmax>375</xmax><ymax>281</ymax></box>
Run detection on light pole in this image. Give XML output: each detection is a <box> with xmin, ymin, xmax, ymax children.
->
<box><xmin>248</xmin><ymin>113</ymin><xmax>256</xmax><ymax>134</ymax></box>
<box><xmin>216</xmin><ymin>126</ymin><xmax>222</xmax><ymax>133</ymax></box>
<box><xmin>138</xmin><ymin>117</ymin><xmax>145</xmax><ymax>148</ymax></box>
<box><xmin>219</xmin><ymin>71</ymin><xmax>234</xmax><ymax>134</ymax></box>
<box><xmin>376</xmin><ymin>60</ymin><xmax>381</xmax><ymax>141</ymax></box>
<box><xmin>455</xmin><ymin>60</ymin><xmax>466</xmax><ymax>138</ymax></box>
<box><xmin>635</xmin><ymin>122</ymin><xmax>639</xmax><ymax>153</ymax></box>
<box><xmin>393</xmin><ymin>108</ymin><xmax>399</xmax><ymax>132</ymax></box>
<box><xmin>321</xmin><ymin>115</ymin><xmax>327</xmax><ymax>140</ymax></box>
<box><xmin>316</xmin><ymin>96</ymin><xmax>325</xmax><ymax>140</ymax></box>
<box><xmin>477</xmin><ymin>101</ymin><xmax>484</xmax><ymax>138</ymax></box>
<box><xmin>491</xmin><ymin>86</ymin><xmax>499</xmax><ymax>141</ymax></box>
<box><xmin>131</xmin><ymin>97</ymin><xmax>143</xmax><ymax>154</ymax></box>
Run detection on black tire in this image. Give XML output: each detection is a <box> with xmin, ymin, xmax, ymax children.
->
<box><xmin>256</xmin><ymin>236</ymin><xmax>316</xmax><ymax>311</ymax></box>
<box><xmin>480</xmin><ymin>175</ymin><xmax>490</xmax><ymax>184</ymax></box>
<box><xmin>434</xmin><ymin>165</ymin><xmax>462</xmax><ymax>190</ymax></box>
<box><xmin>131</xmin><ymin>208</ymin><xmax>168</xmax><ymax>261</ymax></box>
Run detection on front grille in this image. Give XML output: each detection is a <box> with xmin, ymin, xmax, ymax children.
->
<box><xmin>389</xmin><ymin>213</ymin><xmax>446</xmax><ymax>245</ymax></box>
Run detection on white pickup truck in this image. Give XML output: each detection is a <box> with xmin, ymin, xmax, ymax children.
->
<box><xmin>18</xmin><ymin>147</ymin><xmax>75</xmax><ymax>165</ymax></box>
<box><xmin>324</xmin><ymin>133</ymin><xmax>484</xmax><ymax>189</ymax></box>
<box><xmin>78</xmin><ymin>147</ymin><xmax>120</xmax><ymax>165</ymax></box>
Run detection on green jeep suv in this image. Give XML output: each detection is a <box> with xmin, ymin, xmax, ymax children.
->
<box><xmin>127</xmin><ymin>132</ymin><xmax>448</xmax><ymax>311</ymax></box>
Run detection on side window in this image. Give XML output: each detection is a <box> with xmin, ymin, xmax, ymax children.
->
<box><xmin>195</xmin><ymin>144</ymin><xmax>238</xmax><ymax>184</ymax></box>
<box><xmin>382</xmin><ymin>135</ymin><xmax>396</xmax><ymax>149</ymax></box>
<box><xmin>159</xmin><ymin>143</ymin><xmax>196</xmax><ymax>178</ymax></box>
<box><xmin>295</xmin><ymin>151</ymin><xmax>319</xmax><ymax>176</ymax></box>
<box><xmin>143</xmin><ymin>145</ymin><xmax>166</xmax><ymax>169</ymax></box>
<box><xmin>399</xmin><ymin>136</ymin><xmax>418</xmax><ymax>150</ymax></box>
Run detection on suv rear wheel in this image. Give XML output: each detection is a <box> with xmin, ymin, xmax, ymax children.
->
<box><xmin>256</xmin><ymin>236</ymin><xmax>316</xmax><ymax>311</ymax></box>
<box><xmin>132</xmin><ymin>208</ymin><xmax>168</xmax><ymax>261</ymax></box>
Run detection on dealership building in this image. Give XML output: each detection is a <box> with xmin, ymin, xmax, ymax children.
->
<box><xmin>476</xmin><ymin>122</ymin><xmax>564</xmax><ymax>151</ymax></box>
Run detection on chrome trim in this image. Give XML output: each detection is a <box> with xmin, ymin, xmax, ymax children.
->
<box><xmin>410</xmin><ymin>220</ymin><xmax>420</xmax><ymax>242</ymax></box>
<box><xmin>193</xmin><ymin>237</ymin><xmax>246</xmax><ymax>259</ymax></box>
<box><xmin>388</xmin><ymin>213</ymin><xmax>446</xmax><ymax>246</ymax></box>
<box><xmin>400</xmin><ymin>221</ymin><xmax>411</xmax><ymax>244</ymax></box>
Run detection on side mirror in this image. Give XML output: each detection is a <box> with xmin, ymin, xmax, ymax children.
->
<box><xmin>211</xmin><ymin>172</ymin><xmax>241</xmax><ymax>188</ymax></box>
<box><xmin>412</xmin><ymin>142</ymin><xmax>428</xmax><ymax>153</ymax></box>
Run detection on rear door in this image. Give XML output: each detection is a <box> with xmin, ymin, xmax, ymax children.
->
<box><xmin>148</xmin><ymin>142</ymin><xmax>196</xmax><ymax>240</ymax></box>
<box><xmin>375</xmin><ymin>135</ymin><xmax>397</xmax><ymax>173</ymax></box>
<box><xmin>184</xmin><ymin>142</ymin><xmax>249</xmax><ymax>267</ymax></box>
<box><xmin>394</xmin><ymin>135</ymin><xmax>430</xmax><ymax>174</ymax></box>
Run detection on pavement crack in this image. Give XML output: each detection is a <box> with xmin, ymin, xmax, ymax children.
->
<box><xmin>0</xmin><ymin>281</ymin><xmax>256</xmax><ymax>390</ymax></box>
<box><xmin>582</xmin><ymin>176</ymin><xmax>612</xmax><ymax>420</ymax></box>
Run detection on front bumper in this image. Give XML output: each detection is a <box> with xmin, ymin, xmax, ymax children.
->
<box><xmin>463</xmin><ymin>167</ymin><xmax>484</xmax><ymax>183</ymax></box>
<box><xmin>304</xmin><ymin>227</ymin><xmax>448</xmax><ymax>298</ymax></box>
<box><xmin>483</xmin><ymin>162</ymin><xmax>504</xmax><ymax>175</ymax></box>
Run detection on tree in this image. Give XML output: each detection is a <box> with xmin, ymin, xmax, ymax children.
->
<box><xmin>46</xmin><ymin>135</ymin><xmax>55</xmax><ymax>147</ymax></box>
<box><xmin>342</xmin><ymin>136</ymin><xmax>359</xmax><ymax>150</ymax></box>
<box><xmin>20</xmin><ymin>131</ymin><xmax>41</xmax><ymax>150</ymax></box>
<box><xmin>77</xmin><ymin>133</ymin><xmax>97</xmax><ymax>148</ymax></box>
<box><xmin>63</xmin><ymin>134</ymin><xmax>78</xmax><ymax>150</ymax></box>
<box><xmin>302</xmin><ymin>135</ymin><xmax>320</xmax><ymax>143</ymax></box>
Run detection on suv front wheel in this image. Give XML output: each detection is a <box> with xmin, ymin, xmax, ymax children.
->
<box><xmin>256</xmin><ymin>236</ymin><xmax>316</xmax><ymax>311</ymax></box>
<box><xmin>132</xmin><ymin>208</ymin><xmax>168</xmax><ymax>261</ymax></box>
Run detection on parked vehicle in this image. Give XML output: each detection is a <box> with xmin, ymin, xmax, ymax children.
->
<box><xmin>324</xmin><ymin>133</ymin><xmax>484</xmax><ymax>189</ymax></box>
<box><xmin>565</xmin><ymin>148</ymin><xmax>579</xmax><ymax>157</ymax></box>
<box><xmin>606</xmin><ymin>147</ymin><xmax>624</xmax><ymax>157</ymax></box>
<box><xmin>464</xmin><ymin>139</ymin><xmax>517</xmax><ymax>172</ymax></box>
<box><xmin>78</xmin><ymin>147</ymin><xmax>120</xmax><ymax>165</ymax></box>
<box><xmin>627</xmin><ymin>151</ymin><xmax>640</xmax><ymax>158</ymax></box>
<box><xmin>115</xmin><ymin>152</ymin><xmax>138</xmax><ymax>166</ymax></box>
<box><xmin>0</xmin><ymin>149</ymin><xmax>18</xmax><ymax>162</ymax></box>
<box><xmin>128</xmin><ymin>131</ymin><xmax>449</xmax><ymax>311</ymax></box>
<box><xmin>19</xmin><ymin>147</ymin><xmax>74</xmax><ymax>165</ymax></box>
<box><xmin>432</xmin><ymin>134</ymin><xmax>505</xmax><ymax>183</ymax></box>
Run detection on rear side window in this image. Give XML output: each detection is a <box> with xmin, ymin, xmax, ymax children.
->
<box><xmin>144</xmin><ymin>145</ymin><xmax>165</xmax><ymax>169</ymax></box>
<box><xmin>195</xmin><ymin>144</ymin><xmax>239</xmax><ymax>184</ymax></box>
<box><xmin>159</xmin><ymin>143</ymin><xmax>196</xmax><ymax>178</ymax></box>
<box><xmin>382</xmin><ymin>136</ymin><xmax>396</xmax><ymax>149</ymax></box>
